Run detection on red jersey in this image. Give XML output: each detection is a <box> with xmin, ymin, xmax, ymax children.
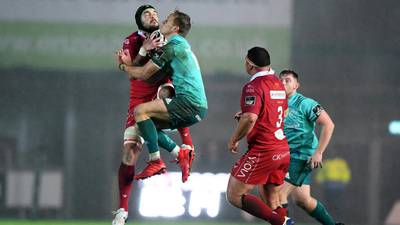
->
<box><xmin>122</xmin><ymin>31</ymin><xmax>165</xmax><ymax>127</ymax></box>
<box><xmin>123</xmin><ymin>31</ymin><xmax>161</xmax><ymax>100</ymax></box>
<box><xmin>240</xmin><ymin>70</ymin><xmax>289</xmax><ymax>151</ymax></box>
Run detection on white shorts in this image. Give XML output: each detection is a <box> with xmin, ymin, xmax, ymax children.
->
<box><xmin>123</xmin><ymin>125</ymin><xmax>145</xmax><ymax>146</ymax></box>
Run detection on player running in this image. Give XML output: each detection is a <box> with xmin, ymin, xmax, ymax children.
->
<box><xmin>226</xmin><ymin>47</ymin><xmax>293</xmax><ymax>225</ymax></box>
<box><xmin>278</xmin><ymin>70</ymin><xmax>344</xmax><ymax>225</ymax></box>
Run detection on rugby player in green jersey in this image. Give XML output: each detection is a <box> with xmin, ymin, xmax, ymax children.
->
<box><xmin>278</xmin><ymin>70</ymin><xmax>344</xmax><ymax>225</ymax></box>
<box><xmin>116</xmin><ymin>10</ymin><xmax>207</xmax><ymax>183</ymax></box>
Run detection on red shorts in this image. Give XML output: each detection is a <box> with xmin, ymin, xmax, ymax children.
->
<box><xmin>125</xmin><ymin>97</ymin><xmax>154</xmax><ymax>128</ymax></box>
<box><xmin>231</xmin><ymin>149</ymin><xmax>290</xmax><ymax>185</ymax></box>
<box><xmin>125</xmin><ymin>80</ymin><xmax>174</xmax><ymax>128</ymax></box>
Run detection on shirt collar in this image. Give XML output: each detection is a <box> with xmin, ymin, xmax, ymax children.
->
<box><xmin>250</xmin><ymin>69</ymin><xmax>275</xmax><ymax>81</ymax></box>
<box><xmin>138</xmin><ymin>30</ymin><xmax>148</xmax><ymax>38</ymax></box>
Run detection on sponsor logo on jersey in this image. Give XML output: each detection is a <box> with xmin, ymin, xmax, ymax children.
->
<box><xmin>237</xmin><ymin>155</ymin><xmax>258</xmax><ymax>178</ymax></box>
<box><xmin>245</xmin><ymin>96</ymin><xmax>256</xmax><ymax>105</ymax></box>
<box><xmin>123</xmin><ymin>39</ymin><xmax>130</xmax><ymax>45</ymax></box>
<box><xmin>272</xmin><ymin>152</ymin><xmax>289</xmax><ymax>160</ymax></box>
<box><xmin>270</xmin><ymin>90</ymin><xmax>286</xmax><ymax>99</ymax></box>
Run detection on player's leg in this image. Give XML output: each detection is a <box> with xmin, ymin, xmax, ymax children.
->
<box><xmin>158</xmin><ymin>96</ymin><xmax>204</xmax><ymax>182</ymax></box>
<box><xmin>291</xmin><ymin>185</ymin><xmax>336</xmax><ymax>225</ymax></box>
<box><xmin>259</xmin><ymin>153</ymin><xmax>291</xmax><ymax>219</ymax></box>
<box><xmin>258</xmin><ymin>183</ymin><xmax>282</xmax><ymax>210</ymax></box>
<box><xmin>113</xmin><ymin>126</ymin><xmax>143</xmax><ymax>225</ymax></box>
<box><xmin>279</xmin><ymin>181</ymin><xmax>296</xmax><ymax>215</ymax></box>
<box><xmin>227</xmin><ymin>176</ymin><xmax>287</xmax><ymax>225</ymax></box>
<box><xmin>133</xmin><ymin>99</ymin><xmax>169</xmax><ymax>180</ymax></box>
<box><xmin>157</xmin><ymin>83</ymin><xmax>194</xmax><ymax>149</ymax></box>
<box><xmin>229</xmin><ymin>151</ymin><xmax>292</xmax><ymax>225</ymax></box>
<box><xmin>280</xmin><ymin>157</ymin><xmax>312</xmax><ymax>216</ymax></box>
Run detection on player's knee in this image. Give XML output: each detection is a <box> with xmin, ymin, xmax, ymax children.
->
<box><xmin>226</xmin><ymin>188</ymin><xmax>241</xmax><ymax>208</ymax></box>
<box><xmin>293</xmin><ymin>196</ymin><xmax>310</xmax><ymax>209</ymax></box>
<box><xmin>122</xmin><ymin>142</ymin><xmax>141</xmax><ymax>164</ymax></box>
<box><xmin>279</xmin><ymin>190</ymin><xmax>288</xmax><ymax>203</ymax></box>
<box><xmin>158</xmin><ymin>86</ymin><xmax>175</xmax><ymax>99</ymax></box>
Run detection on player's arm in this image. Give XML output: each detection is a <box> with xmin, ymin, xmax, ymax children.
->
<box><xmin>310</xmin><ymin>110</ymin><xmax>335</xmax><ymax>168</ymax></box>
<box><xmin>228</xmin><ymin>112</ymin><xmax>258</xmax><ymax>153</ymax></box>
<box><xmin>133</xmin><ymin>34</ymin><xmax>164</xmax><ymax>66</ymax></box>
<box><xmin>132</xmin><ymin>52</ymin><xmax>149</xmax><ymax>66</ymax></box>
<box><xmin>121</xmin><ymin>61</ymin><xmax>160</xmax><ymax>81</ymax></box>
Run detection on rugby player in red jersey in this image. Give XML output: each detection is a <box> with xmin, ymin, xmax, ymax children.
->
<box><xmin>112</xmin><ymin>5</ymin><xmax>193</xmax><ymax>225</ymax></box>
<box><xmin>226</xmin><ymin>47</ymin><xmax>294</xmax><ymax>225</ymax></box>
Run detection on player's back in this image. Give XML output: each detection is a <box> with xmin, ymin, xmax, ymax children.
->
<box><xmin>246</xmin><ymin>74</ymin><xmax>289</xmax><ymax>151</ymax></box>
<box><xmin>164</xmin><ymin>35</ymin><xmax>207</xmax><ymax>108</ymax></box>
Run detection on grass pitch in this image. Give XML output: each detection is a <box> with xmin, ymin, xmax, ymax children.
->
<box><xmin>0</xmin><ymin>220</ymin><xmax>316</xmax><ymax>225</ymax></box>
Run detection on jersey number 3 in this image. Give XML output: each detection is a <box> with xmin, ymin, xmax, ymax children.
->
<box><xmin>274</xmin><ymin>106</ymin><xmax>285</xmax><ymax>140</ymax></box>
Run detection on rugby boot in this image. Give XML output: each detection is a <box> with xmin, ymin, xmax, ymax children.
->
<box><xmin>181</xmin><ymin>144</ymin><xmax>195</xmax><ymax>171</ymax></box>
<box><xmin>134</xmin><ymin>159</ymin><xmax>166</xmax><ymax>180</ymax></box>
<box><xmin>283</xmin><ymin>216</ymin><xmax>295</xmax><ymax>225</ymax></box>
<box><xmin>177</xmin><ymin>147</ymin><xmax>194</xmax><ymax>183</ymax></box>
<box><xmin>112</xmin><ymin>208</ymin><xmax>128</xmax><ymax>225</ymax></box>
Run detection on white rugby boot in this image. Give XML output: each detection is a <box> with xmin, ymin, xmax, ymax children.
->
<box><xmin>112</xmin><ymin>208</ymin><xmax>128</xmax><ymax>225</ymax></box>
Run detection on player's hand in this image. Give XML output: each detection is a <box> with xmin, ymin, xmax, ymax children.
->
<box><xmin>234</xmin><ymin>111</ymin><xmax>243</xmax><ymax>121</ymax></box>
<box><xmin>143</xmin><ymin>34</ymin><xmax>164</xmax><ymax>51</ymax></box>
<box><xmin>117</xmin><ymin>49</ymin><xmax>131</xmax><ymax>65</ymax></box>
<box><xmin>228</xmin><ymin>137</ymin><xmax>239</xmax><ymax>154</ymax></box>
<box><xmin>309</xmin><ymin>151</ymin><xmax>323</xmax><ymax>168</ymax></box>
<box><xmin>150</xmin><ymin>30</ymin><xmax>165</xmax><ymax>47</ymax></box>
<box><xmin>115</xmin><ymin>49</ymin><xmax>124</xmax><ymax>67</ymax></box>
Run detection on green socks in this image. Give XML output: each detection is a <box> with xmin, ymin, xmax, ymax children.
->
<box><xmin>137</xmin><ymin>119</ymin><xmax>159</xmax><ymax>154</ymax></box>
<box><xmin>309</xmin><ymin>201</ymin><xmax>335</xmax><ymax>225</ymax></box>
<box><xmin>158</xmin><ymin>130</ymin><xmax>178</xmax><ymax>152</ymax></box>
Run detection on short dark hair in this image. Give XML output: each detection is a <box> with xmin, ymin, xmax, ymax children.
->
<box><xmin>246</xmin><ymin>47</ymin><xmax>270</xmax><ymax>67</ymax></box>
<box><xmin>279</xmin><ymin>69</ymin><xmax>299</xmax><ymax>80</ymax></box>
<box><xmin>172</xmin><ymin>10</ymin><xmax>191</xmax><ymax>37</ymax></box>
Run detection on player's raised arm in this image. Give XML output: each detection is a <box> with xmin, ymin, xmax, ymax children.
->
<box><xmin>133</xmin><ymin>31</ymin><xmax>164</xmax><ymax>66</ymax></box>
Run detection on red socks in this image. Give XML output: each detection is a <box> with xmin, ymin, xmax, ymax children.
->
<box><xmin>274</xmin><ymin>206</ymin><xmax>287</xmax><ymax>218</ymax></box>
<box><xmin>241</xmin><ymin>194</ymin><xmax>285</xmax><ymax>225</ymax></box>
<box><xmin>178</xmin><ymin>127</ymin><xmax>193</xmax><ymax>147</ymax></box>
<box><xmin>118</xmin><ymin>163</ymin><xmax>135</xmax><ymax>211</ymax></box>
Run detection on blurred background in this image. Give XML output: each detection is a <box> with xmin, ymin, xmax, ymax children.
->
<box><xmin>0</xmin><ymin>0</ymin><xmax>399</xmax><ymax>225</ymax></box>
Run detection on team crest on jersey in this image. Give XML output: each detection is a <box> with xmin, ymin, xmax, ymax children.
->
<box><xmin>245</xmin><ymin>96</ymin><xmax>256</xmax><ymax>105</ymax></box>
<box><xmin>123</xmin><ymin>39</ymin><xmax>130</xmax><ymax>45</ymax></box>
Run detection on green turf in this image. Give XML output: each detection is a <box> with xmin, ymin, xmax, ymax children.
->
<box><xmin>0</xmin><ymin>220</ymin><xmax>316</xmax><ymax>225</ymax></box>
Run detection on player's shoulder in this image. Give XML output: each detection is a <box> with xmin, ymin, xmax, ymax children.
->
<box><xmin>124</xmin><ymin>31</ymin><xmax>144</xmax><ymax>44</ymax></box>
<box><xmin>294</xmin><ymin>93</ymin><xmax>318</xmax><ymax>108</ymax></box>
<box><xmin>253</xmin><ymin>75</ymin><xmax>281</xmax><ymax>89</ymax></box>
<box><xmin>167</xmin><ymin>35</ymin><xmax>189</xmax><ymax>48</ymax></box>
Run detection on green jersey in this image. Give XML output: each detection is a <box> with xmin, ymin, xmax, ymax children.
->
<box><xmin>151</xmin><ymin>34</ymin><xmax>207</xmax><ymax>108</ymax></box>
<box><xmin>284</xmin><ymin>92</ymin><xmax>323</xmax><ymax>160</ymax></box>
